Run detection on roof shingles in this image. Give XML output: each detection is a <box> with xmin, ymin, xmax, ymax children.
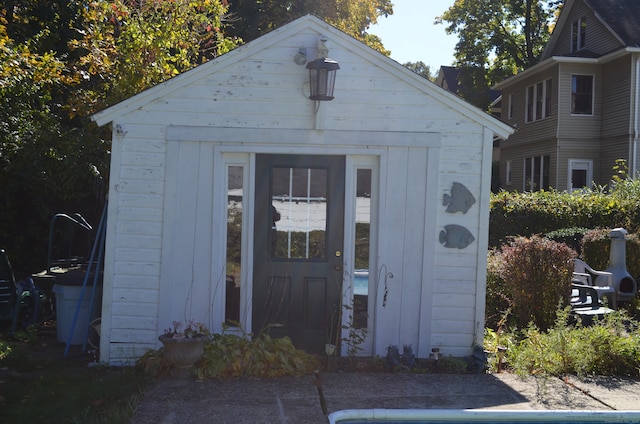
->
<box><xmin>586</xmin><ymin>0</ymin><xmax>640</xmax><ymax>47</ymax></box>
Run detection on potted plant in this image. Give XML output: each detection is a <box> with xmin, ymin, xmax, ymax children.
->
<box><xmin>159</xmin><ymin>320</ymin><xmax>209</xmax><ymax>377</ymax></box>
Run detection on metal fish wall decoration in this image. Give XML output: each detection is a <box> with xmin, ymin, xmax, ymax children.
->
<box><xmin>442</xmin><ymin>182</ymin><xmax>476</xmax><ymax>214</ymax></box>
<box><xmin>439</xmin><ymin>224</ymin><xmax>475</xmax><ymax>249</ymax></box>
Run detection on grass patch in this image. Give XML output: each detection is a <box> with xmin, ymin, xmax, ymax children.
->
<box><xmin>0</xmin><ymin>326</ymin><xmax>150</xmax><ymax>424</ymax></box>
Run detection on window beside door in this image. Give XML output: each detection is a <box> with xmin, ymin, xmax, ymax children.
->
<box><xmin>353</xmin><ymin>168</ymin><xmax>371</xmax><ymax>329</ymax></box>
<box><xmin>226</xmin><ymin>165</ymin><xmax>243</xmax><ymax>325</ymax></box>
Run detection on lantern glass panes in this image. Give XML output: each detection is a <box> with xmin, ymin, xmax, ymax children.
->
<box><xmin>306</xmin><ymin>58</ymin><xmax>339</xmax><ymax>101</ymax></box>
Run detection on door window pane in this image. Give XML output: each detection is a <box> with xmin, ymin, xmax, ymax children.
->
<box><xmin>271</xmin><ymin>167</ymin><xmax>327</xmax><ymax>259</ymax></box>
<box><xmin>572</xmin><ymin>169</ymin><xmax>587</xmax><ymax>189</ymax></box>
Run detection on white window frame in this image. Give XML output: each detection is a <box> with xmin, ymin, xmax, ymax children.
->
<box><xmin>525</xmin><ymin>79</ymin><xmax>552</xmax><ymax>122</ymax></box>
<box><xmin>506</xmin><ymin>160</ymin><xmax>512</xmax><ymax>185</ymax></box>
<box><xmin>568</xmin><ymin>159</ymin><xmax>593</xmax><ymax>193</ymax></box>
<box><xmin>523</xmin><ymin>155</ymin><xmax>550</xmax><ymax>192</ymax></box>
<box><xmin>571</xmin><ymin>17</ymin><xmax>587</xmax><ymax>52</ymax></box>
<box><xmin>571</xmin><ymin>74</ymin><xmax>594</xmax><ymax>116</ymax></box>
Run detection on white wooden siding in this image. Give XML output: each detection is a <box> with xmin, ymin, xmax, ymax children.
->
<box><xmin>97</xmin><ymin>16</ymin><xmax>509</xmax><ymax>364</ymax></box>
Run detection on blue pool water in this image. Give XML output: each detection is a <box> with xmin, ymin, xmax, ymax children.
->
<box><xmin>354</xmin><ymin>270</ymin><xmax>368</xmax><ymax>296</ymax></box>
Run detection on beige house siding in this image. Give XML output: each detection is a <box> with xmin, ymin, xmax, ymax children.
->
<box><xmin>502</xmin><ymin>67</ymin><xmax>559</xmax><ymax>147</ymax></box>
<box><xmin>500</xmin><ymin>138</ymin><xmax>556</xmax><ymax>191</ymax></box>
<box><xmin>558</xmin><ymin>136</ymin><xmax>600</xmax><ymax>189</ymax></box>
<box><xmin>557</xmin><ymin>62</ymin><xmax>602</xmax><ymax>139</ymax></box>
<box><xmin>495</xmin><ymin>0</ymin><xmax>640</xmax><ymax>192</ymax></box>
<box><xmin>602</xmin><ymin>56</ymin><xmax>632</xmax><ymax>137</ymax></box>
<box><xmin>600</xmin><ymin>135</ymin><xmax>633</xmax><ymax>181</ymax></box>
<box><xmin>550</xmin><ymin>0</ymin><xmax>622</xmax><ymax>57</ymax></box>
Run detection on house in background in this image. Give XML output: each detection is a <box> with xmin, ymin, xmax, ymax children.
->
<box><xmin>92</xmin><ymin>15</ymin><xmax>512</xmax><ymax>365</ymax></box>
<box><xmin>494</xmin><ymin>0</ymin><xmax>640</xmax><ymax>192</ymax></box>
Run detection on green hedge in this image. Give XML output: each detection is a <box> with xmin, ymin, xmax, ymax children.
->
<box><xmin>489</xmin><ymin>182</ymin><xmax>640</xmax><ymax>288</ymax></box>
<box><xmin>489</xmin><ymin>190</ymin><xmax>635</xmax><ymax>248</ymax></box>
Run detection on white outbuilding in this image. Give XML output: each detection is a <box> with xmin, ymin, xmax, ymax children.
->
<box><xmin>92</xmin><ymin>15</ymin><xmax>513</xmax><ymax>365</ymax></box>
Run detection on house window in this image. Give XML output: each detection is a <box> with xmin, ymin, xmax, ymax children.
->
<box><xmin>526</xmin><ymin>79</ymin><xmax>552</xmax><ymax>122</ymax></box>
<box><xmin>506</xmin><ymin>160</ymin><xmax>512</xmax><ymax>185</ymax></box>
<box><xmin>524</xmin><ymin>155</ymin><xmax>550</xmax><ymax>191</ymax></box>
<box><xmin>571</xmin><ymin>74</ymin><xmax>593</xmax><ymax>115</ymax></box>
<box><xmin>571</xmin><ymin>17</ymin><xmax>587</xmax><ymax>52</ymax></box>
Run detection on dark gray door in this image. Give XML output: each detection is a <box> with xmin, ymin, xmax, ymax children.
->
<box><xmin>253</xmin><ymin>154</ymin><xmax>345</xmax><ymax>354</ymax></box>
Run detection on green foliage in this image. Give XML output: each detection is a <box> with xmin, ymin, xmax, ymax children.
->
<box><xmin>545</xmin><ymin>227</ymin><xmax>589</xmax><ymax>254</ymax></box>
<box><xmin>341</xmin><ymin>302</ymin><xmax>368</xmax><ymax>368</ymax></box>
<box><xmin>503</xmin><ymin>310</ymin><xmax>640</xmax><ymax>378</ymax></box>
<box><xmin>489</xmin><ymin>189</ymin><xmax>634</xmax><ymax>248</ymax></box>
<box><xmin>226</xmin><ymin>0</ymin><xmax>393</xmax><ymax>54</ymax></box>
<box><xmin>70</xmin><ymin>0</ymin><xmax>242</xmax><ymax>112</ymax></box>
<box><xmin>274</xmin><ymin>230</ymin><xmax>326</xmax><ymax>258</ymax></box>
<box><xmin>196</xmin><ymin>332</ymin><xmax>319</xmax><ymax>379</ymax></box>
<box><xmin>0</xmin><ymin>5</ymin><xmax>108</xmax><ymax>271</ymax></box>
<box><xmin>485</xmin><ymin>252</ymin><xmax>511</xmax><ymax>329</ymax></box>
<box><xmin>488</xmin><ymin>235</ymin><xmax>576</xmax><ymax>331</ymax></box>
<box><xmin>484</xmin><ymin>326</ymin><xmax>516</xmax><ymax>372</ymax></box>
<box><xmin>1</xmin><ymin>1</ymin><xmax>239</xmax><ymax>272</ymax></box>
<box><xmin>581</xmin><ymin>229</ymin><xmax>640</xmax><ymax>300</ymax></box>
<box><xmin>402</xmin><ymin>61</ymin><xmax>435</xmax><ymax>81</ymax></box>
<box><xmin>437</xmin><ymin>0</ymin><xmax>559</xmax><ymax>108</ymax></box>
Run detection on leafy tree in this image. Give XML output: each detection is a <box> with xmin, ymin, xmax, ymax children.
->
<box><xmin>1</xmin><ymin>1</ymin><xmax>239</xmax><ymax>271</ymax></box>
<box><xmin>1</xmin><ymin>6</ymin><xmax>106</xmax><ymax>272</ymax></box>
<box><xmin>226</xmin><ymin>0</ymin><xmax>393</xmax><ymax>54</ymax></box>
<box><xmin>437</xmin><ymin>0</ymin><xmax>560</xmax><ymax>108</ymax></box>
<box><xmin>402</xmin><ymin>61</ymin><xmax>435</xmax><ymax>82</ymax></box>
<box><xmin>69</xmin><ymin>0</ymin><xmax>241</xmax><ymax>114</ymax></box>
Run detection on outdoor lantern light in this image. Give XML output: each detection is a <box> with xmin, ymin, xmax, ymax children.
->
<box><xmin>306</xmin><ymin>57</ymin><xmax>340</xmax><ymax>101</ymax></box>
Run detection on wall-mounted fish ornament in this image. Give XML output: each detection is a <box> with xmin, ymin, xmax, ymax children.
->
<box><xmin>439</xmin><ymin>224</ymin><xmax>475</xmax><ymax>249</ymax></box>
<box><xmin>443</xmin><ymin>182</ymin><xmax>476</xmax><ymax>214</ymax></box>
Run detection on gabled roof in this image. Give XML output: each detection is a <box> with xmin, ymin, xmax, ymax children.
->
<box><xmin>498</xmin><ymin>0</ymin><xmax>640</xmax><ymax>89</ymax></box>
<box><xmin>92</xmin><ymin>15</ymin><xmax>512</xmax><ymax>139</ymax></box>
<box><xmin>542</xmin><ymin>0</ymin><xmax>640</xmax><ymax>60</ymax></box>
<box><xmin>436</xmin><ymin>66</ymin><xmax>459</xmax><ymax>93</ymax></box>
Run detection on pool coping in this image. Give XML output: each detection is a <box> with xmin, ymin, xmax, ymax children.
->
<box><xmin>328</xmin><ymin>409</ymin><xmax>640</xmax><ymax>423</ymax></box>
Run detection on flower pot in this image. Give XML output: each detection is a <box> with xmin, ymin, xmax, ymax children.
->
<box><xmin>158</xmin><ymin>334</ymin><xmax>206</xmax><ymax>378</ymax></box>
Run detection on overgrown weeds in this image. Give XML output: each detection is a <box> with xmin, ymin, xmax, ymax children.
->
<box><xmin>485</xmin><ymin>308</ymin><xmax>640</xmax><ymax>378</ymax></box>
<box><xmin>136</xmin><ymin>325</ymin><xmax>320</xmax><ymax>379</ymax></box>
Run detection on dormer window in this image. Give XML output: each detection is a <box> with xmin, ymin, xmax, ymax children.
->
<box><xmin>571</xmin><ymin>17</ymin><xmax>586</xmax><ymax>52</ymax></box>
